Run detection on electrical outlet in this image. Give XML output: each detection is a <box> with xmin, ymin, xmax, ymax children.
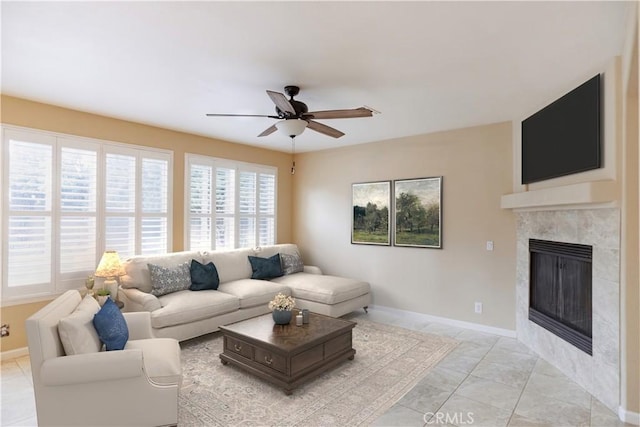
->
<box><xmin>1</xmin><ymin>324</ymin><xmax>10</xmax><ymax>337</ymax></box>
<box><xmin>474</xmin><ymin>302</ymin><xmax>483</xmax><ymax>314</ymax></box>
<box><xmin>486</xmin><ymin>241</ymin><xmax>494</xmax><ymax>251</ymax></box>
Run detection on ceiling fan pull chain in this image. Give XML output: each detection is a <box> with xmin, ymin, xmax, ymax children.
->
<box><xmin>291</xmin><ymin>136</ymin><xmax>296</xmax><ymax>175</ymax></box>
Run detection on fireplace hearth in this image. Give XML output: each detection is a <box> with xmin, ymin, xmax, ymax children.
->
<box><xmin>528</xmin><ymin>239</ymin><xmax>592</xmax><ymax>355</ymax></box>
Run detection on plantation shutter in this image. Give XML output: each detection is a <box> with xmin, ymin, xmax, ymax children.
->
<box><xmin>215</xmin><ymin>167</ymin><xmax>235</xmax><ymax>250</ymax></box>
<box><xmin>141</xmin><ymin>157</ymin><xmax>169</xmax><ymax>255</ymax></box>
<box><xmin>105</xmin><ymin>153</ymin><xmax>136</xmax><ymax>259</ymax></box>
<box><xmin>6</xmin><ymin>139</ymin><xmax>53</xmax><ymax>288</ymax></box>
<box><xmin>2</xmin><ymin>126</ymin><xmax>172</xmax><ymax>301</ymax></box>
<box><xmin>258</xmin><ymin>172</ymin><xmax>276</xmax><ymax>246</ymax></box>
<box><xmin>189</xmin><ymin>164</ymin><xmax>214</xmax><ymax>251</ymax></box>
<box><xmin>185</xmin><ymin>154</ymin><xmax>276</xmax><ymax>251</ymax></box>
<box><xmin>59</xmin><ymin>146</ymin><xmax>97</xmax><ymax>278</ymax></box>
<box><xmin>238</xmin><ymin>171</ymin><xmax>256</xmax><ymax>248</ymax></box>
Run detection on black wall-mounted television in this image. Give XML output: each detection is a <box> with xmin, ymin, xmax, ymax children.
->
<box><xmin>521</xmin><ymin>74</ymin><xmax>601</xmax><ymax>185</ymax></box>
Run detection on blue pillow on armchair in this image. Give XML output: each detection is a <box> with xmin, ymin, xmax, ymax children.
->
<box><xmin>248</xmin><ymin>254</ymin><xmax>283</xmax><ymax>280</ymax></box>
<box><xmin>92</xmin><ymin>298</ymin><xmax>129</xmax><ymax>351</ymax></box>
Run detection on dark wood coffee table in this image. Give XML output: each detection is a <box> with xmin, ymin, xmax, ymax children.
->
<box><xmin>219</xmin><ymin>312</ymin><xmax>356</xmax><ymax>394</ymax></box>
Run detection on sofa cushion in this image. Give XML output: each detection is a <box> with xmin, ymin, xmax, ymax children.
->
<box><xmin>124</xmin><ymin>338</ymin><xmax>181</xmax><ymax>385</ymax></box>
<box><xmin>93</xmin><ymin>298</ymin><xmax>129</xmax><ymax>351</ymax></box>
<box><xmin>58</xmin><ymin>295</ymin><xmax>102</xmax><ymax>355</ymax></box>
<box><xmin>271</xmin><ymin>273</ymin><xmax>370</xmax><ymax>305</ymax></box>
<box><xmin>189</xmin><ymin>259</ymin><xmax>220</xmax><ymax>291</ymax></box>
<box><xmin>281</xmin><ymin>252</ymin><xmax>304</xmax><ymax>275</ymax></box>
<box><xmin>200</xmin><ymin>248</ymin><xmax>254</xmax><ymax>284</ymax></box>
<box><xmin>121</xmin><ymin>251</ymin><xmax>202</xmax><ymax>293</ymax></box>
<box><xmin>151</xmin><ymin>290</ymin><xmax>239</xmax><ymax>329</ymax></box>
<box><xmin>248</xmin><ymin>254</ymin><xmax>283</xmax><ymax>280</ymax></box>
<box><xmin>217</xmin><ymin>279</ymin><xmax>291</xmax><ymax>309</ymax></box>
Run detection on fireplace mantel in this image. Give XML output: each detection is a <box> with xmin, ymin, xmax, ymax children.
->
<box><xmin>501</xmin><ymin>180</ymin><xmax>618</xmax><ymax>210</ymax></box>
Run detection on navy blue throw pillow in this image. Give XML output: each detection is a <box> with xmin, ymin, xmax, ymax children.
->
<box><xmin>92</xmin><ymin>298</ymin><xmax>129</xmax><ymax>351</ymax></box>
<box><xmin>248</xmin><ymin>254</ymin><xmax>283</xmax><ymax>280</ymax></box>
<box><xmin>190</xmin><ymin>259</ymin><xmax>220</xmax><ymax>291</ymax></box>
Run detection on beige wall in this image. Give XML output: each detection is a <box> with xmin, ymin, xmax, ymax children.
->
<box><xmin>0</xmin><ymin>95</ymin><xmax>294</xmax><ymax>352</ymax></box>
<box><xmin>0</xmin><ymin>301</ymin><xmax>50</xmax><ymax>353</ymax></box>
<box><xmin>292</xmin><ymin>122</ymin><xmax>517</xmax><ymax>330</ymax></box>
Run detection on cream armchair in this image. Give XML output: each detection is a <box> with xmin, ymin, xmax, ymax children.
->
<box><xmin>26</xmin><ymin>290</ymin><xmax>181</xmax><ymax>426</ymax></box>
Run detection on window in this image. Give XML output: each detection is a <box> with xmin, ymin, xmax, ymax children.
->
<box><xmin>1</xmin><ymin>126</ymin><xmax>172</xmax><ymax>300</ymax></box>
<box><xmin>104</xmin><ymin>150</ymin><xmax>170</xmax><ymax>259</ymax></box>
<box><xmin>185</xmin><ymin>154</ymin><xmax>277</xmax><ymax>251</ymax></box>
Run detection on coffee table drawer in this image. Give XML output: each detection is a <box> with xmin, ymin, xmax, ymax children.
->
<box><xmin>225</xmin><ymin>336</ymin><xmax>253</xmax><ymax>360</ymax></box>
<box><xmin>325</xmin><ymin>332</ymin><xmax>352</xmax><ymax>357</ymax></box>
<box><xmin>254</xmin><ymin>347</ymin><xmax>287</xmax><ymax>374</ymax></box>
<box><xmin>291</xmin><ymin>344</ymin><xmax>324</xmax><ymax>375</ymax></box>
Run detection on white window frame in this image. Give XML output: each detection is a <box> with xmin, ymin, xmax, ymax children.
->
<box><xmin>184</xmin><ymin>153</ymin><xmax>277</xmax><ymax>251</ymax></box>
<box><xmin>1</xmin><ymin>125</ymin><xmax>173</xmax><ymax>303</ymax></box>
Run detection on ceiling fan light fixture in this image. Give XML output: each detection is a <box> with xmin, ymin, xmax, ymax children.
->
<box><xmin>276</xmin><ymin>119</ymin><xmax>307</xmax><ymax>138</ymax></box>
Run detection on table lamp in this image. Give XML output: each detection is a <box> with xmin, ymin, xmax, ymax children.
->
<box><xmin>95</xmin><ymin>250</ymin><xmax>125</xmax><ymax>300</ymax></box>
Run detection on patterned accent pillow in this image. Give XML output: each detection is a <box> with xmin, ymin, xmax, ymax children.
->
<box><xmin>281</xmin><ymin>252</ymin><xmax>304</xmax><ymax>275</ymax></box>
<box><xmin>148</xmin><ymin>262</ymin><xmax>191</xmax><ymax>297</ymax></box>
<box><xmin>92</xmin><ymin>298</ymin><xmax>129</xmax><ymax>351</ymax></box>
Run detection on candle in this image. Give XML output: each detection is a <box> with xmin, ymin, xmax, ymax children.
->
<box><xmin>296</xmin><ymin>314</ymin><xmax>303</xmax><ymax>326</ymax></box>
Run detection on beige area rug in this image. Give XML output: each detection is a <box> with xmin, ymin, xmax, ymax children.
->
<box><xmin>178</xmin><ymin>318</ymin><xmax>458</xmax><ymax>426</ymax></box>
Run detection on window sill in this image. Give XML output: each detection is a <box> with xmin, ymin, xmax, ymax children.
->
<box><xmin>1</xmin><ymin>293</ymin><xmax>59</xmax><ymax>308</ymax></box>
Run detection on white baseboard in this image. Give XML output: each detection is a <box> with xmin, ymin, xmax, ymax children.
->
<box><xmin>1</xmin><ymin>346</ymin><xmax>29</xmax><ymax>361</ymax></box>
<box><xmin>619</xmin><ymin>406</ymin><xmax>640</xmax><ymax>425</ymax></box>
<box><xmin>370</xmin><ymin>304</ymin><xmax>517</xmax><ymax>338</ymax></box>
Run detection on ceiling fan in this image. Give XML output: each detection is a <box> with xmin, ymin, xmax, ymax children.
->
<box><xmin>206</xmin><ymin>85</ymin><xmax>375</xmax><ymax>139</ymax></box>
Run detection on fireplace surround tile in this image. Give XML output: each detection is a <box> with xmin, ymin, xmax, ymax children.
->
<box><xmin>515</xmin><ymin>208</ymin><xmax>620</xmax><ymax>412</ymax></box>
<box><xmin>592</xmin><ymin>247</ymin><xmax>620</xmax><ymax>282</ymax></box>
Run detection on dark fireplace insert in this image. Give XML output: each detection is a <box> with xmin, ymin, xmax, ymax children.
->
<box><xmin>529</xmin><ymin>239</ymin><xmax>592</xmax><ymax>355</ymax></box>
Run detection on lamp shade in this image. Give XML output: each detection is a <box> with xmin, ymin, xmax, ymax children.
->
<box><xmin>95</xmin><ymin>251</ymin><xmax>125</xmax><ymax>278</ymax></box>
<box><xmin>275</xmin><ymin>119</ymin><xmax>307</xmax><ymax>138</ymax></box>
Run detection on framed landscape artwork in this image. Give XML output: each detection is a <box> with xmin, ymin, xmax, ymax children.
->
<box><xmin>352</xmin><ymin>181</ymin><xmax>391</xmax><ymax>245</ymax></box>
<box><xmin>394</xmin><ymin>176</ymin><xmax>442</xmax><ymax>248</ymax></box>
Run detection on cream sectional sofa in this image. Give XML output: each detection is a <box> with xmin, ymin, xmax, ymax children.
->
<box><xmin>119</xmin><ymin>244</ymin><xmax>371</xmax><ymax>341</ymax></box>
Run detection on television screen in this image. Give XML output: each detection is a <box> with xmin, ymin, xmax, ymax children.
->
<box><xmin>521</xmin><ymin>74</ymin><xmax>601</xmax><ymax>185</ymax></box>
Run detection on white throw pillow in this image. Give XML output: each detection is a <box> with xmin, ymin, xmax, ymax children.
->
<box><xmin>58</xmin><ymin>295</ymin><xmax>102</xmax><ymax>355</ymax></box>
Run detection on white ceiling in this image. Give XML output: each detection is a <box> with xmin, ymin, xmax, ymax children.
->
<box><xmin>1</xmin><ymin>1</ymin><xmax>632</xmax><ymax>153</ymax></box>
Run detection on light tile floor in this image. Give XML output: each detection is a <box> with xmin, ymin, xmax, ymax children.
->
<box><xmin>1</xmin><ymin>307</ymin><xmax>632</xmax><ymax>426</ymax></box>
<box><xmin>346</xmin><ymin>309</ymin><xmax>631</xmax><ymax>427</ymax></box>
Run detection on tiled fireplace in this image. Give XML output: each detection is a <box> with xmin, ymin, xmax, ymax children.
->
<box><xmin>516</xmin><ymin>208</ymin><xmax>620</xmax><ymax>411</ymax></box>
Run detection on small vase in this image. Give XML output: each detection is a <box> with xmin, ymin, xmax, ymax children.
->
<box><xmin>272</xmin><ymin>310</ymin><xmax>292</xmax><ymax>325</ymax></box>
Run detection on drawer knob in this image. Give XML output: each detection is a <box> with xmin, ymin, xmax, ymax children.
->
<box><xmin>264</xmin><ymin>355</ymin><xmax>273</xmax><ymax>365</ymax></box>
<box><xmin>234</xmin><ymin>344</ymin><xmax>242</xmax><ymax>352</ymax></box>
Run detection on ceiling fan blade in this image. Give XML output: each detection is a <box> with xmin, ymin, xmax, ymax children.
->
<box><xmin>258</xmin><ymin>124</ymin><xmax>277</xmax><ymax>137</ymax></box>
<box><xmin>266</xmin><ymin>90</ymin><xmax>296</xmax><ymax>115</ymax></box>
<box><xmin>306</xmin><ymin>107</ymin><xmax>373</xmax><ymax>120</ymax></box>
<box><xmin>206</xmin><ymin>113</ymin><xmax>278</xmax><ymax>118</ymax></box>
<box><xmin>307</xmin><ymin>120</ymin><xmax>345</xmax><ymax>138</ymax></box>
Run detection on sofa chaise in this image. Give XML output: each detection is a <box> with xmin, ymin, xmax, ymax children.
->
<box><xmin>119</xmin><ymin>244</ymin><xmax>371</xmax><ymax>342</ymax></box>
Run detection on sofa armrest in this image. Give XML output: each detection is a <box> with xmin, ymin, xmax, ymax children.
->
<box><xmin>123</xmin><ymin>312</ymin><xmax>154</xmax><ymax>340</ymax></box>
<box><xmin>41</xmin><ymin>349</ymin><xmax>143</xmax><ymax>386</ymax></box>
<box><xmin>303</xmin><ymin>265</ymin><xmax>323</xmax><ymax>275</ymax></box>
<box><xmin>119</xmin><ymin>287</ymin><xmax>161</xmax><ymax>312</ymax></box>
